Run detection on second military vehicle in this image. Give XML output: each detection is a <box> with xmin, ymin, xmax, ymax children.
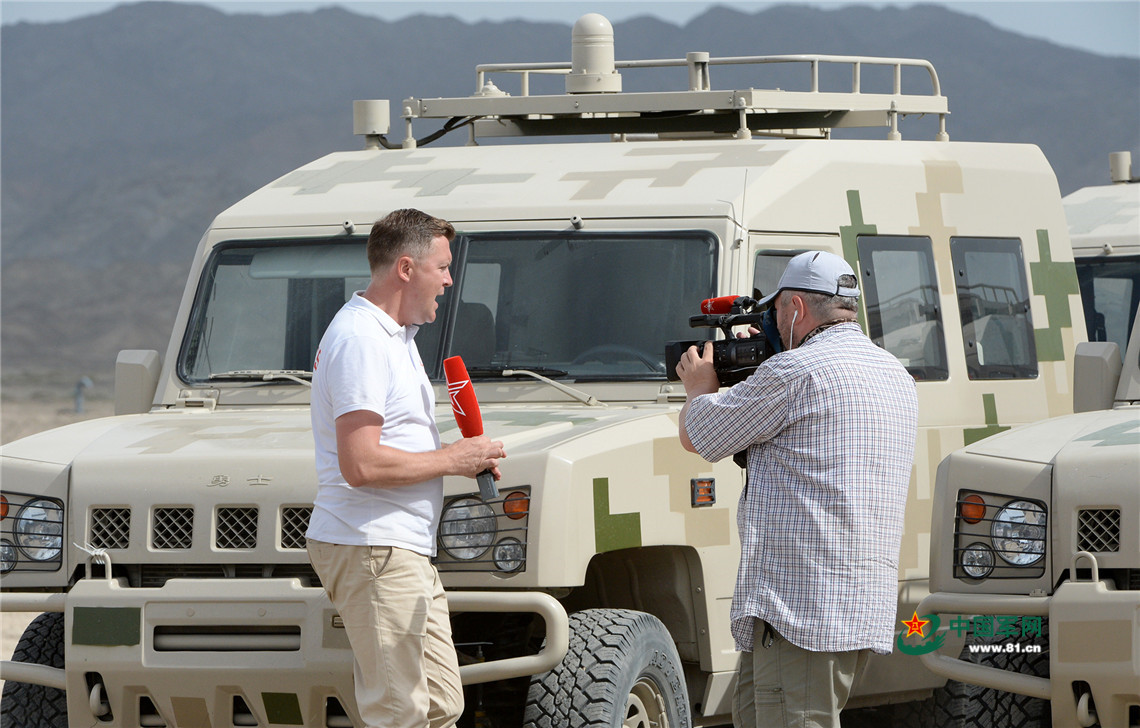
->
<box><xmin>916</xmin><ymin>152</ymin><xmax>1138</xmax><ymax>728</ymax></box>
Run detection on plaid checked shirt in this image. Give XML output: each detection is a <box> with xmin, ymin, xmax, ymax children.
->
<box><xmin>685</xmin><ymin>323</ymin><xmax>917</xmax><ymax>654</ymax></box>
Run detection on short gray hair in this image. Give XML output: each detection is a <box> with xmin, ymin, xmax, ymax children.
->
<box><xmin>799</xmin><ymin>274</ymin><xmax>859</xmax><ymax>317</ymax></box>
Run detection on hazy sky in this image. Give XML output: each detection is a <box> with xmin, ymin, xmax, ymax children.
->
<box><xmin>2</xmin><ymin>0</ymin><xmax>1138</xmax><ymax>59</ymax></box>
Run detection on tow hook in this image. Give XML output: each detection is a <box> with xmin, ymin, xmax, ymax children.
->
<box><xmin>1075</xmin><ymin>683</ymin><xmax>1098</xmax><ymax>727</ymax></box>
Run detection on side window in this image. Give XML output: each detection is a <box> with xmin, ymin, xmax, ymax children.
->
<box><xmin>857</xmin><ymin>236</ymin><xmax>948</xmax><ymax>381</ymax></box>
<box><xmin>950</xmin><ymin>238</ymin><xmax>1038</xmax><ymax>379</ymax></box>
<box><xmin>753</xmin><ymin>251</ymin><xmax>800</xmax><ymax>300</ymax></box>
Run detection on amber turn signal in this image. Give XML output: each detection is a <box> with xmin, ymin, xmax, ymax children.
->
<box><xmin>504</xmin><ymin>491</ymin><xmax>530</xmax><ymax>520</ymax></box>
<box><xmin>959</xmin><ymin>493</ymin><xmax>986</xmax><ymax>524</ymax></box>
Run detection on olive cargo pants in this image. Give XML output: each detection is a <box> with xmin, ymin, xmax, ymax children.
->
<box><xmin>733</xmin><ymin>620</ymin><xmax>870</xmax><ymax>728</ymax></box>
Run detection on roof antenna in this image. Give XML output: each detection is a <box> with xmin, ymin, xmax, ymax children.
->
<box><xmin>566</xmin><ymin>14</ymin><xmax>622</xmax><ymax>94</ymax></box>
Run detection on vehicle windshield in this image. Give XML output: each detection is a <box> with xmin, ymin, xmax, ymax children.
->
<box><xmin>1076</xmin><ymin>255</ymin><xmax>1140</xmax><ymax>357</ymax></box>
<box><xmin>179</xmin><ymin>232</ymin><xmax>717</xmax><ymax>383</ymax></box>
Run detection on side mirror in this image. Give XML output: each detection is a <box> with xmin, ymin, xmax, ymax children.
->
<box><xmin>115</xmin><ymin>350</ymin><xmax>161</xmax><ymax>415</ymax></box>
<box><xmin>1072</xmin><ymin>342</ymin><xmax>1121</xmax><ymax>413</ymax></box>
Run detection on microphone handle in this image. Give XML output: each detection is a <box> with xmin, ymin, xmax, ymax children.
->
<box><xmin>476</xmin><ymin>470</ymin><xmax>498</xmax><ymax>501</ymax></box>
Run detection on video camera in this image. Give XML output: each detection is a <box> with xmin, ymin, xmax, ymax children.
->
<box><xmin>665</xmin><ymin>295</ymin><xmax>783</xmax><ymax>386</ymax></box>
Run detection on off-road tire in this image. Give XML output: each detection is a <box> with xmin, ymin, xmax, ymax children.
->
<box><xmin>523</xmin><ymin>608</ymin><xmax>690</xmax><ymax>728</ymax></box>
<box><xmin>0</xmin><ymin>612</ymin><xmax>68</xmax><ymax>728</ymax></box>
<box><xmin>933</xmin><ymin>629</ymin><xmax>1051</xmax><ymax>728</ymax></box>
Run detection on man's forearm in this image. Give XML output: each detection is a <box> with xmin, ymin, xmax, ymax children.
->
<box><xmin>340</xmin><ymin>442</ymin><xmax>454</xmax><ymax>489</ymax></box>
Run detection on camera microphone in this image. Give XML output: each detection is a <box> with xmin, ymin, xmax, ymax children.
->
<box><xmin>443</xmin><ymin>355</ymin><xmax>499</xmax><ymax>501</ymax></box>
<box><xmin>700</xmin><ymin>295</ymin><xmax>756</xmax><ymax>314</ymax></box>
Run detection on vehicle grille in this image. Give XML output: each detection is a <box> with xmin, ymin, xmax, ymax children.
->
<box><xmin>88</xmin><ymin>505</ymin><xmax>313</xmax><ymax>553</ymax></box>
<box><xmin>85</xmin><ymin>493</ymin><xmax>530</xmax><ymax>578</ymax></box>
<box><xmin>216</xmin><ymin>507</ymin><xmax>258</xmax><ymax>549</ymax></box>
<box><xmin>153</xmin><ymin>507</ymin><xmax>194</xmax><ymax>549</ymax></box>
<box><xmin>1077</xmin><ymin>508</ymin><xmax>1120</xmax><ymax>553</ymax></box>
<box><xmin>280</xmin><ymin>507</ymin><xmax>312</xmax><ymax>550</ymax></box>
<box><xmin>90</xmin><ymin>507</ymin><xmax>131</xmax><ymax>549</ymax></box>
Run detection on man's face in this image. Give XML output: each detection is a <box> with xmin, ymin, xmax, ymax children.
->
<box><xmin>407</xmin><ymin>234</ymin><xmax>453</xmax><ymax>325</ymax></box>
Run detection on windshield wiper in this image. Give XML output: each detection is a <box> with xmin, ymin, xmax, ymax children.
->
<box><xmin>466</xmin><ymin>366</ymin><xmax>605</xmax><ymax>407</ymax></box>
<box><xmin>208</xmin><ymin>370</ymin><xmax>313</xmax><ymax>387</ymax></box>
<box><xmin>467</xmin><ymin>366</ymin><xmax>569</xmax><ymax>378</ymax></box>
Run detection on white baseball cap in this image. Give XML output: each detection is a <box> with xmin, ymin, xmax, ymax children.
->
<box><xmin>757</xmin><ymin>251</ymin><xmax>860</xmax><ymax>306</ymax></box>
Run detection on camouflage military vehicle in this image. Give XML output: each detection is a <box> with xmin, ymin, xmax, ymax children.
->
<box><xmin>917</xmin><ymin>153</ymin><xmax>1138</xmax><ymax>728</ymax></box>
<box><xmin>1</xmin><ymin>15</ymin><xmax>1086</xmax><ymax>728</ymax></box>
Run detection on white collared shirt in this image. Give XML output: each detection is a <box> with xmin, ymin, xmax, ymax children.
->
<box><xmin>307</xmin><ymin>292</ymin><xmax>442</xmax><ymax>556</ymax></box>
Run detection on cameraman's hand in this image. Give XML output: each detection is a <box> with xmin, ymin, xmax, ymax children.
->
<box><xmin>676</xmin><ymin>341</ymin><xmax>719</xmax><ymax>397</ymax></box>
<box><xmin>736</xmin><ymin>326</ymin><xmax>761</xmax><ymax>339</ymax></box>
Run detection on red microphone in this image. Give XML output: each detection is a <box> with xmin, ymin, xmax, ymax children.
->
<box><xmin>701</xmin><ymin>295</ymin><xmax>747</xmax><ymax>314</ymax></box>
<box><xmin>443</xmin><ymin>356</ymin><xmax>498</xmax><ymax>500</ymax></box>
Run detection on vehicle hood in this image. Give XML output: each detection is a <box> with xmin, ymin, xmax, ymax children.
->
<box><xmin>3</xmin><ymin>403</ymin><xmax>672</xmax><ymax>474</ymax></box>
<box><xmin>963</xmin><ymin>406</ymin><xmax>1140</xmax><ymax>466</ymax></box>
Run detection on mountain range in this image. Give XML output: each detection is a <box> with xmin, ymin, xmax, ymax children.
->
<box><xmin>2</xmin><ymin>1</ymin><xmax>1138</xmax><ymax>387</ymax></box>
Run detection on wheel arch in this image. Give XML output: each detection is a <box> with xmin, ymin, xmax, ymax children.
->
<box><xmin>563</xmin><ymin>545</ymin><xmax>710</xmax><ymax>665</ymax></box>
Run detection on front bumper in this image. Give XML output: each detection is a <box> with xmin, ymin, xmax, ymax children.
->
<box><xmin>2</xmin><ymin>575</ymin><xmax>568</xmax><ymax>728</ymax></box>
<box><xmin>918</xmin><ymin>554</ymin><xmax>1139</xmax><ymax>728</ymax></box>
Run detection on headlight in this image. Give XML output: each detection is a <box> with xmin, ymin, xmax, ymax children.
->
<box><xmin>15</xmin><ymin>498</ymin><xmax>64</xmax><ymax>562</ymax></box>
<box><xmin>991</xmin><ymin>499</ymin><xmax>1046</xmax><ymax>566</ymax></box>
<box><xmin>439</xmin><ymin>498</ymin><xmax>496</xmax><ymax>560</ymax></box>
<box><xmin>1</xmin><ymin>539</ymin><xmax>17</xmax><ymax>573</ymax></box>
<box><xmin>960</xmin><ymin>541</ymin><xmax>995</xmax><ymax>579</ymax></box>
<box><xmin>493</xmin><ymin>537</ymin><xmax>525</xmax><ymax>573</ymax></box>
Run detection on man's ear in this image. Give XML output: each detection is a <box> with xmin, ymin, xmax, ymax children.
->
<box><xmin>396</xmin><ymin>255</ymin><xmax>415</xmax><ymax>282</ymax></box>
<box><xmin>789</xmin><ymin>292</ymin><xmax>807</xmax><ymax>317</ymax></box>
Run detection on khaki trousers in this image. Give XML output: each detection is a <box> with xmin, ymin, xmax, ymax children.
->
<box><xmin>733</xmin><ymin>621</ymin><xmax>870</xmax><ymax>728</ymax></box>
<box><xmin>308</xmin><ymin>540</ymin><xmax>463</xmax><ymax>728</ymax></box>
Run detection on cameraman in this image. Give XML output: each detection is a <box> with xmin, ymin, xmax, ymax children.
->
<box><xmin>676</xmin><ymin>251</ymin><xmax>918</xmax><ymax>728</ymax></box>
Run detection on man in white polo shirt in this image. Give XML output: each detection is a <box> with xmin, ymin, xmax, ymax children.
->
<box><xmin>307</xmin><ymin>208</ymin><xmax>506</xmax><ymax>728</ymax></box>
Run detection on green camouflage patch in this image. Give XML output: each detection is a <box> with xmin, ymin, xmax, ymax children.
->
<box><xmin>1075</xmin><ymin>419</ymin><xmax>1140</xmax><ymax>447</ymax></box>
<box><xmin>262</xmin><ymin>692</ymin><xmax>304</xmax><ymax>725</ymax></box>
<box><xmin>963</xmin><ymin>393</ymin><xmax>1011</xmax><ymax>445</ymax></box>
<box><xmin>842</xmin><ymin>190</ymin><xmax>877</xmax><ymax>331</ymax></box>
<box><xmin>1030</xmin><ymin>229</ymin><xmax>1080</xmax><ymax>361</ymax></box>
<box><xmin>72</xmin><ymin>606</ymin><xmax>140</xmax><ymax>646</ymax></box>
<box><xmin>593</xmin><ymin>476</ymin><xmax>642</xmax><ymax>553</ymax></box>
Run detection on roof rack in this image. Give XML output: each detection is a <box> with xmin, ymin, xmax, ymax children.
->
<box><xmin>371</xmin><ymin>14</ymin><xmax>949</xmax><ymax>149</ymax></box>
